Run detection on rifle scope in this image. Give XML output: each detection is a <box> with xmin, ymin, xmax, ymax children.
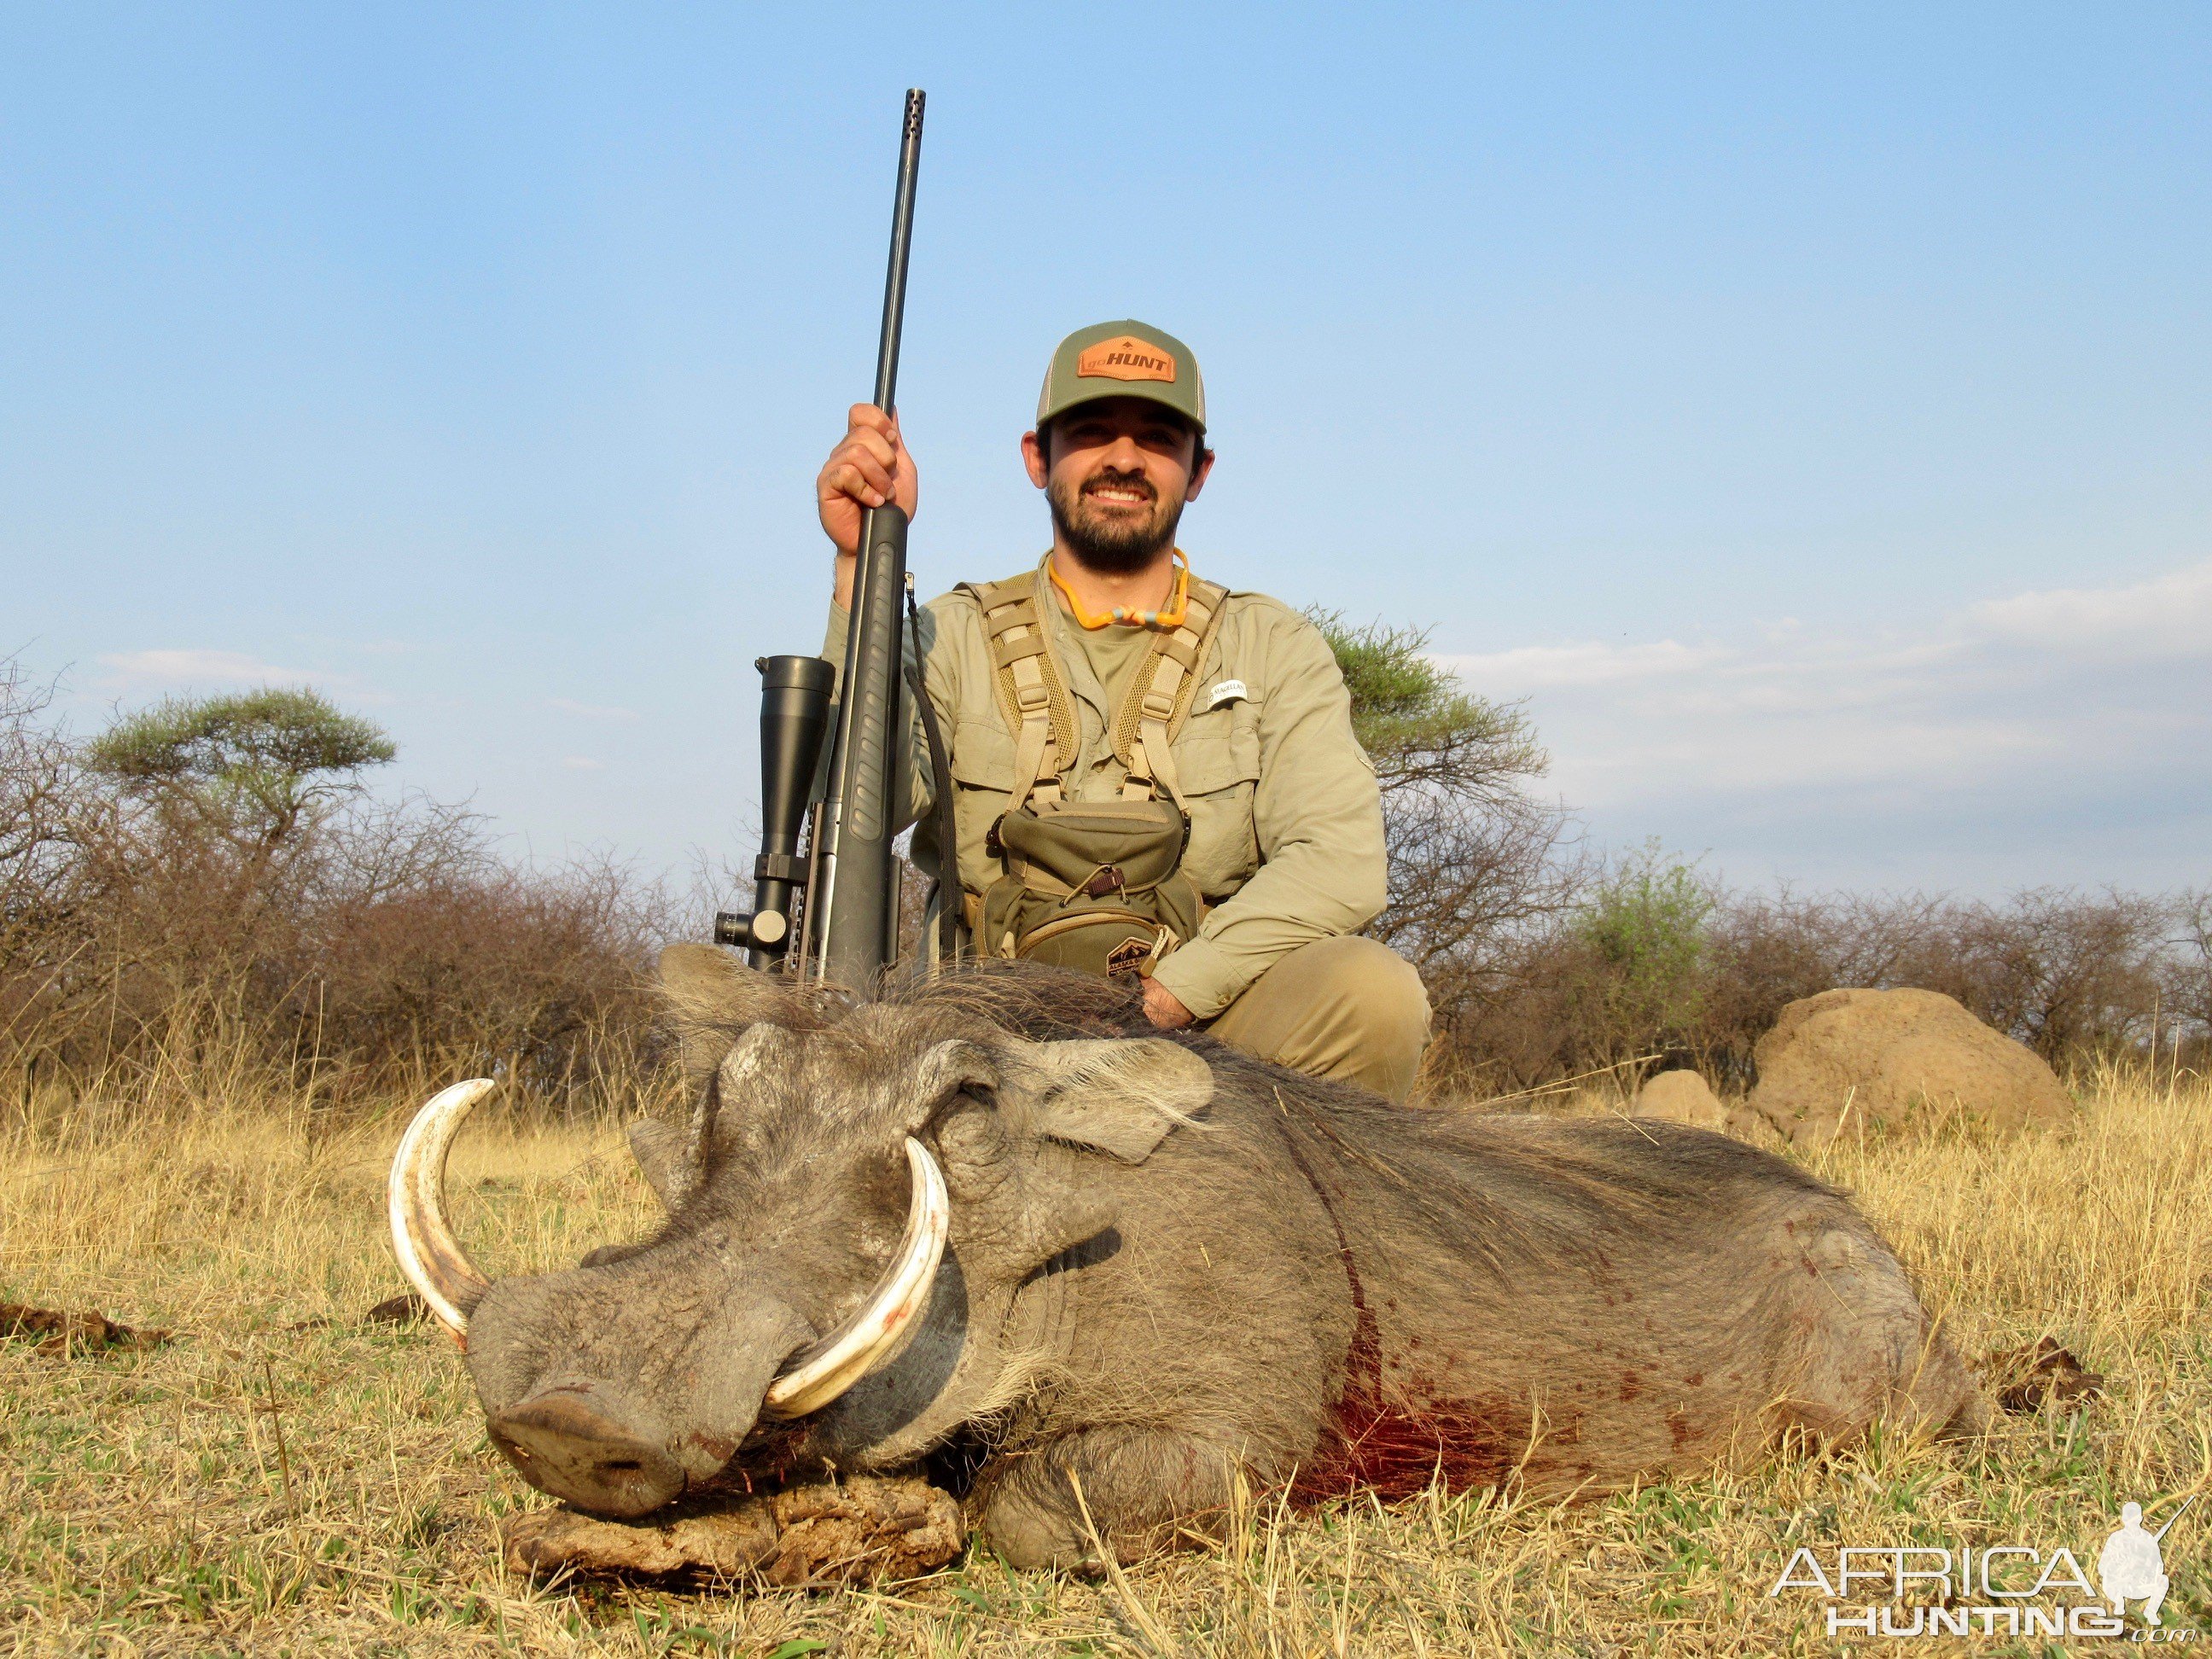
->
<box><xmin>713</xmin><ymin>654</ymin><xmax>835</xmax><ymax>966</ymax></box>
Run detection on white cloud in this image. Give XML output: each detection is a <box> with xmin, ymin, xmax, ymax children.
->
<box><xmin>84</xmin><ymin>647</ymin><xmax>399</xmax><ymax>708</ymax></box>
<box><xmin>1444</xmin><ymin>638</ymin><xmax>1727</xmax><ymax>690</ymax></box>
<box><xmin>560</xmin><ymin>756</ymin><xmax>605</xmax><ymax>771</ymax></box>
<box><xmin>1970</xmin><ymin>558</ymin><xmax>2212</xmax><ymax>658</ymax></box>
<box><xmin>96</xmin><ymin>648</ymin><xmax>323</xmax><ymax>690</ymax></box>
<box><xmin>1430</xmin><ymin>557</ymin><xmax>2212</xmax><ymax>888</ymax></box>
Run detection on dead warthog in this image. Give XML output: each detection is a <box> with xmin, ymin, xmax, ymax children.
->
<box><xmin>389</xmin><ymin>947</ymin><xmax>1986</xmax><ymax>1569</ymax></box>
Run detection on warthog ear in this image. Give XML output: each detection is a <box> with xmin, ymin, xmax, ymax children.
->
<box><xmin>626</xmin><ymin>1024</ymin><xmax>781</xmax><ymax>1211</ymax></box>
<box><xmin>658</xmin><ymin>943</ymin><xmax>789</xmax><ymax>1082</ymax></box>
<box><xmin>1021</xmin><ymin>1038</ymin><xmax>1214</xmax><ymax>1165</ymax></box>
<box><xmin>659</xmin><ymin>941</ymin><xmax>787</xmax><ymax>1017</ymax></box>
<box><xmin>626</xmin><ymin>1118</ymin><xmax>690</xmax><ymax>1209</ymax></box>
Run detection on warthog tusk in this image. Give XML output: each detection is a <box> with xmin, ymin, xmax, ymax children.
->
<box><xmin>387</xmin><ymin>1078</ymin><xmax>498</xmax><ymax>1345</ymax></box>
<box><xmin>761</xmin><ymin>1136</ymin><xmax>949</xmax><ymax>1419</ymax></box>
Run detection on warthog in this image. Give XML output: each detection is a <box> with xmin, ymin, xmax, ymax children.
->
<box><xmin>390</xmin><ymin>947</ymin><xmax>1987</xmax><ymax>1568</ymax></box>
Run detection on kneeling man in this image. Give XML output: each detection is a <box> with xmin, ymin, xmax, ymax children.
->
<box><xmin>814</xmin><ymin>320</ymin><xmax>1429</xmax><ymax>1100</ymax></box>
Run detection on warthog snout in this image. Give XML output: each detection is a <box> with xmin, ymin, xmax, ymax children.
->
<box><xmin>489</xmin><ymin>1383</ymin><xmax>686</xmax><ymax>1518</ymax></box>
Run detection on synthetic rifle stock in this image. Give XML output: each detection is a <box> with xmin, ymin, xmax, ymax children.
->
<box><xmin>713</xmin><ymin>90</ymin><xmax>926</xmax><ymax>992</ymax></box>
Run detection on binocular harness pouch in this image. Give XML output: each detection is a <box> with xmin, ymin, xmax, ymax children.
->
<box><xmin>962</xmin><ymin>562</ymin><xmax>1230</xmax><ymax>978</ymax></box>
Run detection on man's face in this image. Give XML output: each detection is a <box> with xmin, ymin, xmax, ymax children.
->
<box><xmin>1022</xmin><ymin>397</ymin><xmax>1214</xmax><ymax>575</ymax></box>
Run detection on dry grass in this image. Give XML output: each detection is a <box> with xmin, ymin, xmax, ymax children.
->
<box><xmin>1</xmin><ymin>1065</ymin><xmax>2206</xmax><ymax>1656</ymax></box>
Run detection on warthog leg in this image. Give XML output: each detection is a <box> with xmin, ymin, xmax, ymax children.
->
<box><xmin>971</xmin><ymin>1425</ymin><xmax>1243</xmax><ymax>1571</ymax></box>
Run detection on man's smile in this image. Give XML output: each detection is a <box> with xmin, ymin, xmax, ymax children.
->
<box><xmin>1084</xmin><ymin>479</ymin><xmax>1154</xmax><ymax>510</ymax></box>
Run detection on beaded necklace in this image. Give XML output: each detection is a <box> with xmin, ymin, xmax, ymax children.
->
<box><xmin>1048</xmin><ymin>548</ymin><xmax>1192</xmax><ymax>630</ymax></box>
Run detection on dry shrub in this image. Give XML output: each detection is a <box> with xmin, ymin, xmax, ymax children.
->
<box><xmin>1697</xmin><ymin>885</ymin><xmax>2189</xmax><ymax>1080</ymax></box>
<box><xmin>0</xmin><ymin>667</ymin><xmax>670</xmax><ymax>1119</ymax></box>
<box><xmin>1418</xmin><ymin>875</ymin><xmax>2209</xmax><ymax>1098</ymax></box>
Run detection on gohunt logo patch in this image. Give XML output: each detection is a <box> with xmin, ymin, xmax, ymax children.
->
<box><xmin>1076</xmin><ymin>336</ymin><xmax>1177</xmax><ymax>383</ymax></box>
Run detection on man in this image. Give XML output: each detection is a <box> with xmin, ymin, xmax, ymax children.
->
<box><xmin>814</xmin><ymin>320</ymin><xmax>1430</xmax><ymax>1100</ymax></box>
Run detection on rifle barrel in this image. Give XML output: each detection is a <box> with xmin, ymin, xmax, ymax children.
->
<box><xmin>809</xmin><ymin>89</ymin><xmax>926</xmax><ymax>992</ymax></box>
<box><xmin>2152</xmin><ymin>1495</ymin><xmax>2194</xmax><ymax>1543</ymax></box>
<box><xmin>873</xmin><ymin>90</ymin><xmax>925</xmax><ymax>411</ymax></box>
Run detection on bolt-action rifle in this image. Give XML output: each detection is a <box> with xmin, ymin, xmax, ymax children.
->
<box><xmin>714</xmin><ymin>90</ymin><xmax>943</xmax><ymax>992</ymax></box>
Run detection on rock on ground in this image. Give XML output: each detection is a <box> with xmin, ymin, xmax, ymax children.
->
<box><xmin>503</xmin><ymin>1474</ymin><xmax>965</xmax><ymax>1586</ymax></box>
<box><xmin>1746</xmin><ymin>987</ymin><xmax>2074</xmax><ymax>1149</ymax></box>
<box><xmin>1629</xmin><ymin>1070</ymin><xmax>1734</xmax><ymax>1132</ymax></box>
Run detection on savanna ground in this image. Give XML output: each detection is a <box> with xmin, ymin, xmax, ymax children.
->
<box><xmin>2</xmin><ymin>1063</ymin><xmax>2205</xmax><ymax>1658</ymax></box>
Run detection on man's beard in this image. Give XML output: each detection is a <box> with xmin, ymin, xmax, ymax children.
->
<box><xmin>1047</xmin><ymin>466</ymin><xmax>1187</xmax><ymax>575</ymax></box>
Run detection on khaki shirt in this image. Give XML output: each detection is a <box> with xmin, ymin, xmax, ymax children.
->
<box><xmin>820</xmin><ymin>556</ymin><xmax>1388</xmax><ymax>1019</ymax></box>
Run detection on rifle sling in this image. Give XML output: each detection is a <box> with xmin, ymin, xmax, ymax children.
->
<box><xmin>904</xmin><ymin>583</ymin><xmax>962</xmax><ymax>966</ymax></box>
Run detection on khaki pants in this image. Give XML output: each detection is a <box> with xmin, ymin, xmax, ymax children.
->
<box><xmin>1202</xmin><ymin>935</ymin><xmax>1430</xmax><ymax>1103</ymax></box>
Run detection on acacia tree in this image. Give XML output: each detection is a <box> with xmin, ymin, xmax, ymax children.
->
<box><xmin>1318</xmin><ymin>612</ymin><xmax>1546</xmax><ymax>807</ymax></box>
<box><xmin>1313</xmin><ymin>613</ymin><xmax>1581</xmax><ymax>1077</ymax></box>
<box><xmin>86</xmin><ymin>688</ymin><xmax>397</xmax><ymax>860</ymax></box>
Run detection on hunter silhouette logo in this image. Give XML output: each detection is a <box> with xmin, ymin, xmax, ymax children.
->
<box><xmin>2099</xmin><ymin>1497</ymin><xmax>2189</xmax><ymax>1625</ymax></box>
<box><xmin>1076</xmin><ymin>335</ymin><xmax>1177</xmax><ymax>383</ymax></box>
<box><xmin>1767</xmin><ymin>1495</ymin><xmax>2197</xmax><ymax>1639</ymax></box>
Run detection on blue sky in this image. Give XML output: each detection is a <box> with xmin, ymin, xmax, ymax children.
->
<box><xmin>5</xmin><ymin>4</ymin><xmax>2206</xmax><ymax>894</ymax></box>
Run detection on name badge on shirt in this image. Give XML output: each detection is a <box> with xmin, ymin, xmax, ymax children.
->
<box><xmin>1203</xmin><ymin>678</ymin><xmax>1249</xmax><ymax>711</ymax></box>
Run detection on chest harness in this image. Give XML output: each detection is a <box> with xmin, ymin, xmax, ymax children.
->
<box><xmin>953</xmin><ymin>558</ymin><xmax>1231</xmax><ymax>980</ymax></box>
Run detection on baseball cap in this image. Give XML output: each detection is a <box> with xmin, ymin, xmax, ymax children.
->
<box><xmin>1035</xmin><ymin>319</ymin><xmax>1207</xmax><ymax>435</ymax></box>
